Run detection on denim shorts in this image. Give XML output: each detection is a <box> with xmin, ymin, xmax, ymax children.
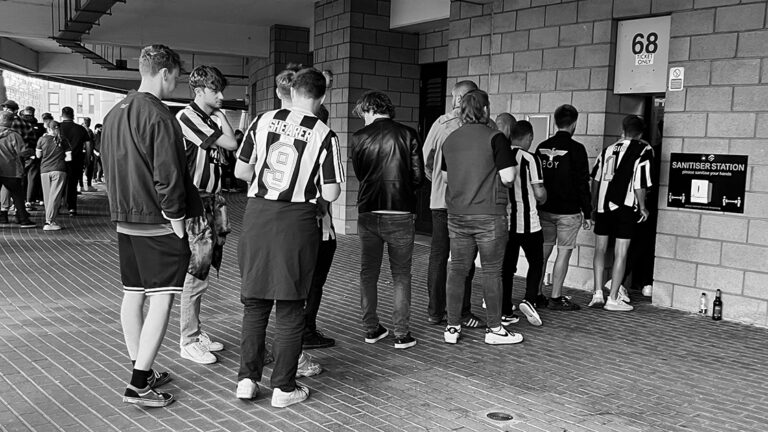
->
<box><xmin>540</xmin><ymin>211</ymin><xmax>581</xmax><ymax>249</ymax></box>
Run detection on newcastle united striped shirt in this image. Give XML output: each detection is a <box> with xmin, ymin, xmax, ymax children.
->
<box><xmin>176</xmin><ymin>102</ymin><xmax>224</xmax><ymax>193</ymax></box>
<box><xmin>509</xmin><ymin>147</ymin><xmax>544</xmax><ymax>234</ymax></box>
<box><xmin>238</xmin><ymin>107</ymin><xmax>344</xmax><ymax>203</ymax></box>
<box><xmin>591</xmin><ymin>138</ymin><xmax>653</xmax><ymax>213</ymax></box>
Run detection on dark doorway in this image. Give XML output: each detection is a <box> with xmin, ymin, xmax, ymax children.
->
<box><xmin>416</xmin><ymin>61</ymin><xmax>447</xmax><ymax>234</ymax></box>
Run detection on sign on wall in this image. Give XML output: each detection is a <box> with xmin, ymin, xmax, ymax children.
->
<box><xmin>667</xmin><ymin>153</ymin><xmax>749</xmax><ymax>213</ymax></box>
<box><xmin>614</xmin><ymin>16</ymin><xmax>671</xmax><ymax>94</ymax></box>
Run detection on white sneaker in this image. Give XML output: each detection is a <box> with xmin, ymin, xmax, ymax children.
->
<box><xmin>588</xmin><ymin>291</ymin><xmax>605</xmax><ymax>308</ymax></box>
<box><xmin>271</xmin><ymin>384</ymin><xmax>310</xmax><ymax>408</ymax></box>
<box><xmin>642</xmin><ymin>285</ymin><xmax>653</xmax><ymax>297</ymax></box>
<box><xmin>295</xmin><ymin>351</ymin><xmax>322</xmax><ymax>378</ymax></box>
<box><xmin>180</xmin><ymin>341</ymin><xmax>217</xmax><ymax>364</ymax></box>
<box><xmin>484</xmin><ymin>327</ymin><xmax>523</xmax><ymax>345</ymax></box>
<box><xmin>236</xmin><ymin>378</ymin><xmax>259</xmax><ymax>400</ymax></box>
<box><xmin>618</xmin><ymin>286</ymin><xmax>631</xmax><ymax>303</ymax></box>
<box><xmin>43</xmin><ymin>222</ymin><xmax>61</xmax><ymax>231</ymax></box>
<box><xmin>518</xmin><ymin>300</ymin><xmax>542</xmax><ymax>327</ymax></box>
<box><xmin>604</xmin><ymin>297</ymin><xmax>634</xmax><ymax>312</ymax></box>
<box><xmin>199</xmin><ymin>331</ymin><xmax>224</xmax><ymax>352</ymax></box>
<box><xmin>444</xmin><ymin>325</ymin><xmax>461</xmax><ymax>344</ymax></box>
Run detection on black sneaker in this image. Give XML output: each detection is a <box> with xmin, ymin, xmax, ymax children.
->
<box><xmin>427</xmin><ymin>313</ymin><xmax>446</xmax><ymax>325</ymax></box>
<box><xmin>364</xmin><ymin>324</ymin><xmax>389</xmax><ymax>344</ymax></box>
<box><xmin>547</xmin><ymin>296</ymin><xmax>581</xmax><ymax>311</ymax></box>
<box><xmin>535</xmin><ymin>294</ymin><xmax>549</xmax><ymax>309</ymax></box>
<box><xmin>147</xmin><ymin>370</ymin><xmax>171</xmax><ymax>388</ymax></box>
<box><xmin>461</xmin><ymin>314</ymin><xmax>486</xmax><ymax>328</ymax></box>
<box><xmin>501</xmin><ymin>313</ymin><xmax>520</xmax><ymax>326</ymax></box>
<box><xmin>122</xmin><ymin>385</ymin><xmax>174</xmax><ymax>407</ymax></box>
<box><xmin>18</xmin><ymin>220</ymin><xmax>36</xmax><ymax>229</ymax></box>
<box><xmin>393</xmin><ymin>333</ymin><xmax>417</xmax><ymax>349</ymax></box>
<box><xmin>303</xmin><ymin>329</ymin><xmax>336</xmax><ymax>349</ymax></box>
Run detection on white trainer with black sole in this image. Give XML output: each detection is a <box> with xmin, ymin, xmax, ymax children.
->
<box><xmin>518</xmin><ymin>300</ymin><xmax>542</xmax><ymax>327</ymax></box>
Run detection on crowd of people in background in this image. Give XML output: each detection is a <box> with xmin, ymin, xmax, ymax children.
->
<box><xmin>0</xmin><ymin>98</ymin><xmax>100</xmax><ymax>229</ymax></box>
<box><xmin>2</xmin><ymin>42</ymin><xmax>659</xmax><ymax>411</ymax></box>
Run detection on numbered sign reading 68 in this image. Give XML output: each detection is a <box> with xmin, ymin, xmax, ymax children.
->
<box><xmin>632</xmin><ymin>32</ymin><xmax>659</xmax><ymax>65</ymax></box>
<box><xmin>614</xmin><ymin>16</ymin><xmax>671</xmax><ymax>94</ymax></box>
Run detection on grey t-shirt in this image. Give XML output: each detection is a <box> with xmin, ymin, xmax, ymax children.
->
<box><xmin>36</xmin><ymin>135</ymin><xmax>70</xmax><ymax>174</ymax></box>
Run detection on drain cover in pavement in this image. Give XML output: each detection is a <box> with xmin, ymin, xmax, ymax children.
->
<box><xmin>487</xmin><ymin>412</ymin><xmax>514</xmax><ymax>421</ymax></box>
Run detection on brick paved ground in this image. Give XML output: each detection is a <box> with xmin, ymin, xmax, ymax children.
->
<box><xmin>1</xmin><ymin>190</ymin><xmax>767</xmax><ymax>432</ymax></box>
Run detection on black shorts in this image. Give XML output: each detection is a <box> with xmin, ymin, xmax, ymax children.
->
<box><xmin>594</xmin><ymin>207</ymin><xmax>637</xmax><ymax>240</ymax></box>
<box><xmin>118</xmin><ymin>233</ymin><xmax>191</xmax><ymax>296</ymax></box>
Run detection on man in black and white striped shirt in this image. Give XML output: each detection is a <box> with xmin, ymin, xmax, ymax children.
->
<box><xmin>175</xmin><ymin>66</ymin><xmax>238</xmax><ymax>365</ymax></box>
<box><xmin>589</xmin><ymin>115</ymin><xmax>653</xmax><ymax>312</ymax></box>
<box><xmin>501</xmin><ymin>120</ymin><xmax>546</xmax><ymax>327</ymax></box>
<box><xmin>235</xmin><ymin>68</ymin><xmax>343</xmax><ymax>408</ymax></box>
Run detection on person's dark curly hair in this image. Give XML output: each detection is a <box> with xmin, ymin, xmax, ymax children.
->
<box><xmin>353</xmin><ymin>90</ymin><xmax>395</xmax><ymax>119</ymax></box>
<box><xmin>189</xmin><ymin>65</ymin><xmax>228</xmax><ymax>92</ymax></box>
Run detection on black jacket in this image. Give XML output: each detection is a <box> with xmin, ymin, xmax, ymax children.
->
<box><xmin>534</xmin><ymin>131</ymin><xmax>593</xmax><ymax>218</ymax></box>
<box><xmin>351</xmin><ymin>118</ymin><xmax>424</xmax><ymax>214</ymax></box>
<box><xmin>102</xmin><ymin>91</ymin><xmax>201</xmax><ymax>224</ymax></box>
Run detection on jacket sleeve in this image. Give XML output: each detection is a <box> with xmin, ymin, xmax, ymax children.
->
<box><xmin>421</xmin><ymin>120</ymin><xmax>441</xmax><ymax>182</ymax></box>
<box><xmin>350</xmin><ymin>133</ymin><xmax>361</xmax><ymax>181</ymax></box>
<box><xmin>573</xmin><ymin>144</ymin><xmax>593</xmax><ymax>218</ymax></box>
<box><xmin>150</xmin><ymin>119</ymin><xmax>187</xmax><ymax>221</ymax></box>
<box><xmin>410</xmin><ymin>129</ymin><xmax>425</xmax><ymax>189</ymax></box>
<box><xmin>14</xmin><ymin>133</ymin><xmax>32</xmax><ymax>159</ymax></box>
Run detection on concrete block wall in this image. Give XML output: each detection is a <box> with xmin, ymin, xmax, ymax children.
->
<box><xmin>653</xmin><ymin>0</ymin><xmax>768</xmax><ymax>327</ymax></box>
<box><xmin>314</xmin><ymin>0</ymin><xmax>420</xmax><ymax>234</ymax></box>
<box><xmin>419</xmin><ymin>28</ymin><xmax>449</xmax><ymax>64</ymax></box>
<box><xmin>444</xmin><ymin>0</ymin><xmax>768</xmax><ymax>326</ymax></box>
<box><xmin>248</xmin><ymin>25</ymin><xmax>312</xmax><ymax>116</ymax></box>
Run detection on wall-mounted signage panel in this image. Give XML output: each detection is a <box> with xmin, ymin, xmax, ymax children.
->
<box><xmin>614</xmin><ymin>16</ymin><xmax>671</xmax><ymax>94</ymax></box>
<box><xmin>667</xmin><ymin>153</ymin><xmax>748</xmax><ymax>213</ymax></box>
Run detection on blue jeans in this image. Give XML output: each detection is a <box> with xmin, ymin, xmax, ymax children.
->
<box><xmin>427</xmin><ymin>209</ymin><xmax>475</xmax><ymax>321</ymax></box>
<box><xmin>358</xmin><ymin>212</ymin><xmax>415</xmax><ymax>338</ymax></box>
<box><xmin>446</xmin><ymin>214</ymin><xmax>508</xmax><ymax>328</ymax></box>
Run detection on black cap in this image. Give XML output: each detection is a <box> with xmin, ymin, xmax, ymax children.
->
<box><xmin>1</xmin><ymin>100</ymin><xmax>19</xmax><ymax>111</ymax></box>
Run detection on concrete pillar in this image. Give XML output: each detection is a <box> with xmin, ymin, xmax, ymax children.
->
<box><xmin>249</xmin><ymin>25</ymin><xmax>312</xmax><ymax>115</ymax></box>
<box><xmin>313</xmin><ymin>0</ymin><xmax>420</xmax><ymax>234</ymax></box>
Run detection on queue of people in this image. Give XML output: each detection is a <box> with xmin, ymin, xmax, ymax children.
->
<box><xmin>0</xmin><ymin>98</ymin><xmax>100</xmax><ymax>229</ymax></box>
<box><xmin>77</xmin><ymin>43</ymin><xmax>656</xmax><ymax>410</ymax></box>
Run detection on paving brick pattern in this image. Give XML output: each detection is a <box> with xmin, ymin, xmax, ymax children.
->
<box><xmin>1</xmin><ymin>190</ymin><xmax>768</xmax><ymax>432</ymax></box>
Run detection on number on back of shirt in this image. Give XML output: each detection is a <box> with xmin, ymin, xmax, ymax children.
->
<box><xmin>263</xmin><ymin>142</ymin><xmax>298</xmax><ymax>193</ymax></box>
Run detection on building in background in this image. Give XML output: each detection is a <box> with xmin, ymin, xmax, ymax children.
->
<box><xmin>2</xmin><ymin>70</ymin><xmax>122</xmax><ymax>123</ymax></box>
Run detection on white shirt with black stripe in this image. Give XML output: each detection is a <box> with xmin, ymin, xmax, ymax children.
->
<box><xmin>237</xmin><ymin>107</ymin><xmax>344</xmax><ymax>203</ymax></box>
<box><xmin>176</xmin><ymin>102</ymin><xmax>223</xmax><ymax>193</ymax></box>
<box><xmin>591</xmin><ymin>139</ymin><xmax>653</xmax><ymax>213</ymax></box>
<box><xmin>509</xmin><ymin>147</ymin><xmax>544</xmax><ymax>234</ymax></box>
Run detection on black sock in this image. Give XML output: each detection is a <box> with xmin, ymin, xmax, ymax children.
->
<box><xmin>129</xmin><ymin>369</ymin><xmax>152</xmax><ymax>389</ymax></box>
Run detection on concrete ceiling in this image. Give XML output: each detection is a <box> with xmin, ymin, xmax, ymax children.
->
<box><xmin>0</xmin><ymin>0</ymin><xmax>318</xmax><ymax>102</ymax></box>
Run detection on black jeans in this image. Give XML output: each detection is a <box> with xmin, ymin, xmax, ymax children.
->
<box><xmin>358</xmin><ymin>212</ymin><xmax>415</xmax><ymax>338</ymax></box>
<box><xmin>0</xmin><ymin>177</ymin><xmax>30</xmax><ymax>222</ymax></box>
<box><xmin>427</xmin><ymin>209</ymin><xmax>475</xmax><ymax>321</ymax></box>
<box><xmin>304</xmin><ymin>238</ymin><xmax>336</xmax><ymax>336</ymax></box>
<box><xmin>65</xmin><ymin>157</ymin><xmax>84</xmax><ymax>212</ymax></box>
<box><xmin>239</xmin><ymin>297</ymin><xmax>304</xmax><ymax>392</ymax></box>
<box><xmin>502</xmin><ymin>230</ymin><xmax>544</xmax><ymax>314</ymax></box>
<box><xmin>24</xmin><ymin>159</ymin><xmax>41</xmax><ymax>203</ymax></box>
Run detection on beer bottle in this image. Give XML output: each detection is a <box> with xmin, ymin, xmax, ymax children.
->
<box><xmin>712</xmin><ymin>289</ymin><xmax>723</xmax><ymax>321</ymax></box>
<box><xmin>698</xmin><ymin>293</ymin><xmax>707</xmax><ymax>316</ymax></box>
